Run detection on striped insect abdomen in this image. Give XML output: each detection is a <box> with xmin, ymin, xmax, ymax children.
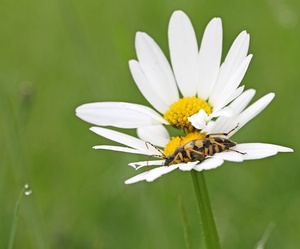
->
<box><xmin>203</xmin><ymin>137</ymin><xmax>237</xmax><ymax>156</ymax></box>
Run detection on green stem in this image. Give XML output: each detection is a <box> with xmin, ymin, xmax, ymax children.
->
<box><xmin>191</xmin><ymin>171</ymin><xmax>221</xmax><ymax>249</ymax></box>
<box><xmin>8</xmin><ymin>184</ymin><xmax>31</xmax><ymax>249</ymax></box>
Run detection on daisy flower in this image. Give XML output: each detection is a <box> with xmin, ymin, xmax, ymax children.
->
<box><xmin>75</xmin><ymin>11</ymin><xmax>293</xmax><ymax>184</ymax></box>
<box><xmin>76</xmin><ymin>10</ymin><xmax>252</xmax><ymax>135</ymax></box>
<box><xmin>88</xmin><ymin>89</ymin><xmax>292</xmax><ymax>184</ymax></box>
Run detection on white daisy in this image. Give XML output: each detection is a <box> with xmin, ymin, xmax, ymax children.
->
<box><xmin>88</xmin><ymin>89</ymin><xmax>293</xmax><ymax>184</ymax></box>
<box><xmin>76</xmin><ymin>10</ymin><xmax>252</xmax><ymax>134</ymax></box>
<box><xmin>76</xmin><ymin>11</ymin><xmax>293</xmax><ymax>184</ymax></box>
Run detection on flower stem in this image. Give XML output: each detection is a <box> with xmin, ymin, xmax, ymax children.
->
<box><xmin>8</xmin><ymin>184</ymin><xmax>31</xmax><ymax>249</ymax></box>
<box><xmin>191</xmin><ymin>171</ymin><xmax>221</xmax><ymax>249</ymax></box>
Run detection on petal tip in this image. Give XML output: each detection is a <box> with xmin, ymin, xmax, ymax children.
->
<box><xmin>124</xmin><ymin>180</ymin><xmax>132</xmax><ymax>185</ymax></box>
<box><xmin>89</xmin><ymin>126</ymin><xmax>97</xmax><ymax>132</ymax></box>
<box><xmin>210</xmin><ymin>17</ymin><xmax>222</xmax><ymax>25</ymax></box>
<box><xmin>135</xmin><ymin>32</ymin><xmax>147</xmax><ymax>42</ymax></box>
<box><xmin>172</xmin><ymin>10</ymin><xmax>186</xmax><ymax>16</ymax></box>
<box><xmin>281</xmin><ymin>147</ymin><xmax>294</xmax><ymax>153</ymax></box>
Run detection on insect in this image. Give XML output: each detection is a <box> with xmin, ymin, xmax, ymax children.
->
<box><xmin>147</xmin><ymin>124</ymin><xmax>246</xmax><ymax>166</ymax></box>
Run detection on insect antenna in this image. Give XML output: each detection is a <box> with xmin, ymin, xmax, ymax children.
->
<box><xmin>228</xmin><ymin>148</ymin><xmax>247</xmax><ymax>155</ymax></box>
<box><xmin>205</xmin><ymin>123</ymin><xmax>240</xmax><ymax>138</ymax></box>
<box><xmin>225</xmin><ymin>123</ymin><xmax>239</xmax><ymax>136</ymax></box>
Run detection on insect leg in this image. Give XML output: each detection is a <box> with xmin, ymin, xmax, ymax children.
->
<box><xmin>168</xmin><ymin>152</ymin><xmax>184</xmax><ymax>165</ymax></box>
<box><xmin>145</xmin><ymin>141</ymin><xmax>166</xmax><ymax>168</ymax></box>
<box><xmin>186</xmin><ymin>148</ymin><xmax>206</xmax><ymax>159</ymax></box>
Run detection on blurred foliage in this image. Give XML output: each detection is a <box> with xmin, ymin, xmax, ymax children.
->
<box><xmin>0</xmin><ymin>0</ymin><xmax>299</xmax><ymax>248</ymax></box>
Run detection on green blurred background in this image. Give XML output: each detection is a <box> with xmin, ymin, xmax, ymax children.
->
<box><xmin>1</xmin><ymin>0</ymin><xmax>299</xmax><ymax>248</ymax></box>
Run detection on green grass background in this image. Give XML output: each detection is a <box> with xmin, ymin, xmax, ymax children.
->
<box><xmin>1</xmin><ymin>0</ymin><xmax>299</xmax><ymax>248</ymax></box>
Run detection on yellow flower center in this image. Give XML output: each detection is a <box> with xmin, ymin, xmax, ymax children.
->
<box><xmin>164</xmin><ymin>96</ymin><xmax>211</xmax><ymax>133</ymax></box>
<box><xmin>164</xmin><ymin>131</ymin><xmax>206</xmax><ymax>156</ymax></box>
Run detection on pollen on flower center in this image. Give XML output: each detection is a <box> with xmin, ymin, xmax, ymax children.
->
<box><xmin>164</xmin><ymin>96</ymin><xmax>212</xmax><ymax>133</ymax></box>
<box><xmin>164</xmin><ymin>131</ymin><xmax>206</xmax><ymax>156</ymax></box>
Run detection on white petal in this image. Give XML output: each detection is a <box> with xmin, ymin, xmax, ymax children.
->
<box><xmin>90</xmin><ymin>127</ymin><xmax>158</xmax><ymax>155</ymax></box>
<box><xmin>135</xmin><ymin>32</ymin><xmax>179</xmax><ymax>105</ymax></box>
<box><xmin>125</xmin><ymin>165</ymin><xmax>178</xmax><ymax>184</ymax></box>
<box><xmin>234</xmin><ymin>143</ymin><xmax>293</xmax><ymax>160</ymax></box>
<box><xmin>146</xmin><ymin>165</ymin><xmax>178</xmax><ymax>182</ymax></box>
<box><xmin>207</xmin><ymin>89</ymin><xmax>256</xmax><ymax>134</ymax></box>
<box><xmin>209</xmin><ymin>31</ymin><xmax>250</xmax><ymax>107</ymax></box>
<box><xmin>129</xmin><ymin>60</ymin><xmax>170</xmax><ymax>113</ymax></box>
<box><xmin>179</xmin><ymin>161</ymin><xmax>199</xmax><ymax>171</ymax></box>
<box><xmin>212</xmin><ymin>151</ymin><xmax>244</xmax><ymax>162</ymax></box>
<box><xmin>197</xmin><ymin>18</ymin><xmax>222</xmax><ymax>100</ymax></box>
<box><xmin>128</xmin><ymin>160</ymin><xmax>164</xmax><ymax>169</ymax></box>
<box><xmin>228</xmin><ymin>89</ymin><xmax>256</xmax><ymax>115</ymax></box>
<box><xmin>188</xmin><ymin>109</ymin><xmax>208</xmax><ymax>130</ymax></box>
<box><xmin>210</xmin><ymin>54</ymin><xmax>253</xmax><ymax>110</ymax></box>
<box><xmin>210</xmin><ymin>106</ymin><xmax>233</xmax><ymax>118</ymax></box>
<box><xmin>202</xmin><ymin>120</ymin><xmax>216</xmax><ymax>133</ymax></box>
<box><xmin>137</xmin><ymin>125</ymin><xmax>170</xmax><ymax>147</ymax></box>
<box><xmin>190</xmin><ymin>106</ymin><xmax>233</xmax><ymax>132</ymax></box>
<box><xmin>193</xmin><ymin>158</ymin><xmax>224</xmax><ymax>171</ymax></box>
<box><xmin>76</xmin><ymin>102</ymin><xmax>167</xmax><ymax>128</ymax></box>
<box><xmin>223</xmin><ymin>31</ymin><xmax>250</xmax><ymax>71</ymax></box>
<box><xmin>168</xmin><ymin>10</ymin><xmax>198</xmax><ymax>96</ymax></box>
<box><xmin>221</xmin><ymin>85</ymin><xmax>245</xmax><ymax>110</ymax></box>
<box><xmin>93</xmin><ymin>145</ymin><xmax>149</xmax><ymax>155</ymax></box>
<box><xmin>125</xmin><ymin>171</ymin><xmax>150</xmax><ymax>184</ymax></box>
<box><xmin>228</xmin><ymin>93</ymin><xmax>275</xmax><ymax>137</ymax></box>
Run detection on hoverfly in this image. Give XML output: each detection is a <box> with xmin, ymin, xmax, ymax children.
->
<box><xmin>147</xmin><ymin>124</ymin><xmax>246</xmax><ymax>166</ymax></box>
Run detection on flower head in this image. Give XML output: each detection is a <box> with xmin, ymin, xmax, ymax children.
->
<box><xmin>76</xmin><ymin>10</ymin><xmax>251</xmax><ymax>134</ymax></box>
<box><xmin>76</xmin><ymin>11</ymin><xmax>293</xmax><ymax>184</ymax></box>
<box><xmin>88</xmin><ymin>89</ymin><xmax>292</xmax><ymax>184</ymax></box>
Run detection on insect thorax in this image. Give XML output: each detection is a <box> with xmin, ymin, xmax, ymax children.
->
<box><xmin>164</xmin><ymin>144</ymin><xmax>205</xmax><ymax>166</ymax></box>
<box><xmin>164</xmin><ymin>147</ymin><xmax>185</xmax><ymax>166</ymax></box>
